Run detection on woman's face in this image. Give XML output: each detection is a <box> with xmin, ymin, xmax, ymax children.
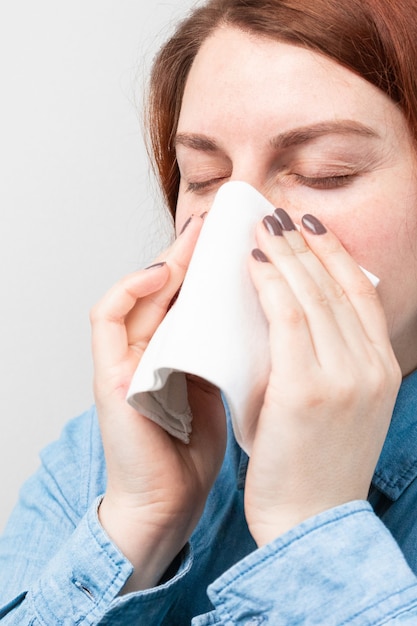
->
<box><xmin>174</xmin><ymin>26</ymin><xmax>417</xmax><ymax>374</ymax></box>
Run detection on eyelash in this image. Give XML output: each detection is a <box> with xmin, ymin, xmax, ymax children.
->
<box><xmin>185</xmin><ymin>173</ymin><xmax>356</xmax><ymax>194</ymax></box>
<box><xmin>186</xmin><ymin>178</ymin><xmax>226</xmax><ymax>193</ymax></box>
<box><xmin>293</xmin><ymin>173</ymin><xmax>356</xmax><ymax>189</ymax></box>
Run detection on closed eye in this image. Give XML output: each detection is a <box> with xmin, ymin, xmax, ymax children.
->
<box><xmin>293</xmin><ymin>173</ymin><xmax>357</xmax><ymax>189</ymax></box>
<box><xmin>186</xmin><ymin>177</ymin><xmax>228</xmax><ymax>193</ymax></box>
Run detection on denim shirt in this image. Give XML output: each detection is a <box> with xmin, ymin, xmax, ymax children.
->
<box><xmin>1</xmin><ymin>371</ymin><xmax>417</xmax><ymax>625</ymax></box>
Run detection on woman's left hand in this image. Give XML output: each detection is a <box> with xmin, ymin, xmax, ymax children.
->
<box><xmin>245</xmin><ymin>210</ymin><xmax>402</xmax><ymax>547</ymax></box>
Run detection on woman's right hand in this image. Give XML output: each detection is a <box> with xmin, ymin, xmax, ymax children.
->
<box><xmin>90</xmin><ymin>214</ymin><xmax>226</xmax><ymax>592</ymax></box>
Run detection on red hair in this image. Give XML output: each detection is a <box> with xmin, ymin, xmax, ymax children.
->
<box><xmin>146</xmin><ymin>0</ymin><xmax>417</xmax><ymax>216</ymax></box>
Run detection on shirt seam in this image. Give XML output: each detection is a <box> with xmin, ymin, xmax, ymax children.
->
<box><xmin>84</xmin><ymin>406</ymin><xmax>97</xmax><ymax>510</ymax></box>
<box><xmin>219</xmin><ymin>505</ymin><xmax>372</xmax><ymax>590</ymax></box>
<box><xmin>340</xmin><ymin>584</ymin><xmax>417</xmax><ymax>625</ymax></box>
<box><xmin>373</xmin><ymin>459</ymin><xmax>417</xmax><ymax>498</ymax></box>
<box><xmin>213</xmin><ymin>505</ymin><xmax>372</xmax><ymax>624</ymax></box>
<box><xmin>84</xmin><ymin>505</ymin><xmax>132</xmax><ymax>613</ymax></box>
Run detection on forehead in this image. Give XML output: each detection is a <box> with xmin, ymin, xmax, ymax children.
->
<box><xmin>178</xmin><ymin>26</ymin><xmax>407</xmax><ymax>142</ymax></box>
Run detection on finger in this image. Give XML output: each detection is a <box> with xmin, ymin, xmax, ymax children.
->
<box><xmin>255</xmin><ymin>220</ymin><xmax>355</xmax><ymax>369</ymax></box>
<box><xmin>258</xmin><ymin>213</ymin><xmax>390</xmax><ymax>366</ymax></box>
<box><xmin>299</xmin><ymin>214</ymin><xmax>392</xmax><ymax>349</ymax></box>
<box><xmin>91</xmin><ymin>214</ymin><xmax>204</xmax><ymax>373</ymax></box>
<box><xmin>248</xmin><ymin>249</ymin><xmax>319</xmax><ymax>379</ymax></box>
<box><xmin>125</xmin><ymin>214</ymin><xmax>204</xmax><ymax>344</ymax></box>
<box><xmin>90</xmin><ymin>263</ymin><xmax>170</xmax><ymax>371</ymax></box>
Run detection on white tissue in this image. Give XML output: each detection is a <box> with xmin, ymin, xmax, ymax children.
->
<box><xmin>126</xmin><ymin>181</ymin><xmax>379</xmax><ymax>454</ymax></box>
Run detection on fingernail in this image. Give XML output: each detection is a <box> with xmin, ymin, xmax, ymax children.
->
<box><xmin>273</xmin><ymin>208</ymin><xmax>296</xmax><ymax>231</ymax></box>
<box><xmin>168</xmin><ymin>288</ymin><xmax>180</xmax><ymax>310</ymax></box>
<box><xmin>302</xmin><ymin>214</ymin><xmax>327</xmax><ymax>235</ymax></box>
<box><xmin>180</xmin><ymin>216</ymin><xmax>192</xmax><ymax>234</ymax></box>
<box><xmin>251</xmin><ymin>248</ymin><xmax>270</xmax><ymax>262</ymax></box>
<box><xmin>145</xmin><ymin>261</ymin><xmax>166</xmax><ymax>270</ymax></box>
<box><xmin>263</xmin><ymin>215</ymin><xmax>283</xmax><ymax>236</ymax></box>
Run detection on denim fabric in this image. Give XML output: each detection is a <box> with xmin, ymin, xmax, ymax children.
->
<box><xmin>0</xmin><ymin>369</ymin><xmax>417</xmax><ymax>624</ymax></box>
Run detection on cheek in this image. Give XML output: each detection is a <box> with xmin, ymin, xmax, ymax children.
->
<box><xmin>330</xmin><ymin>217</ymin><xmax>387</xmax><ymax>273</ymax></box>
<box><xmin>330</xmin><ymin>198</ymin><xmax>417</xmax><ymax>332</ymax></box>
<box><xmin>331</xmin><ymin>214</ymin><xmax>410</xmax><ymax>290</ymax></box>
<box><xmin>299</xmin><ymin>181</ymin><xmax>416</xmax><ymax>275</ymax></box>
<box><xmin>332</xmin><ymin>196</ymin><xmax>417</xmax><ymax>273</ymax></box>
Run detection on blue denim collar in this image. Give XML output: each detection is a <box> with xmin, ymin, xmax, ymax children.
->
<box><xmin>372</xmin><ymin>368</ymin><xmax>417</xmax><ymax>501</ymax></box>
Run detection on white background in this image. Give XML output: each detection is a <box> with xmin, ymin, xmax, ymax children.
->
<box><xmin>0</xmin><ymin>0</ymin><xmax>197</xmax><ymax>531</ymax></box>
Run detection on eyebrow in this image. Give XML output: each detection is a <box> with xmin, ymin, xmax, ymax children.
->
<box><xmin>174</xmin><ymin>133</ymin><xmax>219</xmax><ymax>151</ymax></box>
<box><xmin>271</xmin><ymin>120</ymin><xmax>379</xmax><ymax>150</ymax></box>
<box><xmin>174</xmin><ymin>120</ymin><xmax>379</xmax><ymax>153</ymax></box>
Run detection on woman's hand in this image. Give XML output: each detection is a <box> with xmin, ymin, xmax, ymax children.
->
<box><xmin>246</xmin><ymin>210</ymin><xmax>402</xmax><ymax>547</ymax></box>
<box><xmin>90</xmin><ymin>214</ymin><xmax>226</xmax><ymax>591</ymax></box>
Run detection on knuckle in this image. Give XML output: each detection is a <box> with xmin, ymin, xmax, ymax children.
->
<box><xmin>303</xmin><ymin>279</ymin><xmax>345</xmax><ymax>309</ymax></box>
<box><xmin>280</xmin><ymin>303</ymin><xmax>305</xmax><ymax>326</ymax></box>
<box><xmin>89</xmin><ymin>298</ymin><xmax>120</xmax><ymax>326</ymax></box>
<box><xmin>296</xmin><ymin>377</ymin><xmax>331</xmax><ymax>410</ymax></box>
<box><xmin>391</xmin><ymin>358</ymin><xmax>403</xmax><ymax>388</ymax></box>
<box><xmin>336</xmin><ymin>377</ymin><xmax>357</xmax><ymax>406</ymax></box>
<box><xmin>290</xmin><ymin>240</ymin><xmax>309</xmax><ymax>255</ymax></box>
<box><xmin>327</xmin><ymin>281</ymin><xmax>346</xmax><ymax>302</ymax></box>
<box><xmin>323</xmin><ymin>368</ymin><xmax>359</xmax><ymax>409</ymax></box>
<box><xmin>304</xmin><ymin>389</ymin><xmax>327</xmax><ymax>410</ymax></box>
<box><xmin>369</xmin><ymin>356</ymin><xmax>402</xmax><ymax>398</ymax></box>
<box><xmin>89</xmin><ymin>302</ymin><xmax>103</xmax><ymax>325</ymax></box>
<box><xmin>259</xmin><ymin>274</ymin><xmax>307</xmax><ymax>327</ymax></box>
<box><xmin>307</xmin><ymin>285</ymin><xmax>329</xmax><ymax>307</ymax></box>
<box><xmin>356</xmin><ymin>281</ymin><xmax>379</xmax><ymax>299</ymax></box>
<box><xmin>312</xmin><ymin>277</ymin><xmax>346</xmax><ymax>306</ymax></box>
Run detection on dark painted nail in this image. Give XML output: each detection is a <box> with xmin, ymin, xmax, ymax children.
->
<box><xmin>145</xmin><ymin>261</ymin><xmax>166</xmax><ymax>270</ymax></box>
<box><xmin>252</xmin><ymin>248</ymin><xmax>270</xmax><ymax>263</ymax></box>
<box><xmin>168</xmin><ymin>288</ymin><xmax>180</xmax><ymax>310</ymax></box>
<box><xmin>273</xmin><ymin>208</ymin><xmax>296</xmax><ymax>231</ymax></box>
<box><xmin>263</xmin><ymin>215</ymin><xmax>283</xmax><ymax>236</ymax></box>
<box><xmin>302</xmin><ymin>214</ymin><xmax>327</xmax><ymax>235</ymax></box>
<box><xmin>180</xmin><ymin>216</ymin><xmax>192</xmax><ymax>234</ymax></box>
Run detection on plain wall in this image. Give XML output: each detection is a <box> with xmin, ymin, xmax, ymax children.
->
<box><xmin>0</xmin><ymin>0</ymin><xmax>198</xmax><ymax>532</ymax></box>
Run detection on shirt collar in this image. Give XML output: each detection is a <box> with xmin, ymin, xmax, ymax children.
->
<box><xmin>372</xmin><ymin>368</ymin><xmax>417</xmax><ymax>501</ymax></box>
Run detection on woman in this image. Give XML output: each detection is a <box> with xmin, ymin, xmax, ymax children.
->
<box><xmin>1</xmin><ymin>0</ymin><xmax>417</xmax><ymax>623</ymax></box>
